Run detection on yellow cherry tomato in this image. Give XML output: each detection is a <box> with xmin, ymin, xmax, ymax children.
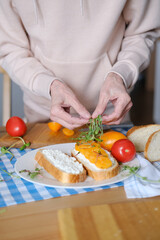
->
<box><xmin>62</xmin><ymin>128</ymin><xmax>74</xmax><ymax>136</ymax></box>
<box><xmin>48</xmin><ymin>122</ymin><xmax>62</xmax><ymax>132</ymax></box>
<box><xmin>100</xmin><ymin>130</ymin><xmax>127</xmax><ymax>151</ymax></box>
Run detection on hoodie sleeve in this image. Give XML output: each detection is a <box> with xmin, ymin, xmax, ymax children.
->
<box><xmin>0</xmin><ymin>0</ymin><xmax>61</xmax><ymax>100</ymax></box>
<box><xmin>109</xmin><ymin>0</ymin><xmax>160</xmax><ymax>89</ymax></box>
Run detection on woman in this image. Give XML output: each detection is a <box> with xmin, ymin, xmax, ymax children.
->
<box><xmin>0</xmin><ymin>0</ymin><xmax>159</xmax><ymax>129</ymax></box>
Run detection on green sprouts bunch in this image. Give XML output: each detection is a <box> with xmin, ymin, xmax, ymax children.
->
<box><xmin>75</xmin><ymin>115</ymin><xmax>103</xmax><ymax>143</ymax></box>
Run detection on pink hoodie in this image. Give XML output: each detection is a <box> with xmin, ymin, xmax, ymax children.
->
<box><xmin>0</xmin><ymin>0</ymin><xmax>160</xmax><ymax>121</ymax></box>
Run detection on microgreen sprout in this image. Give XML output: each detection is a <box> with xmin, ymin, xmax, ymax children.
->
<box><xmin>122</xmin><ymin>165</ymin><xmax>139</xmax><ymax>174</ymax></box>
<box><xmin>123</xmin><ymin>165</ymin><xmax>160</xmax><ymax>184</ymax></box>
<box><xmin>75</xmin><ymin>115</ymin><xmax>103</xmax><ymax>143</ymax></box>
<box><xmin>19</xmin><ymin>168</ymin><xmax>42</xmax><ymax>179</ymax></box>
<box><xmin>0</xmin><ymin>166</ymin><xmax>20</xmax><ymax>179</ymax></box>
<box><xmin>0</xmin><ymin>137</ymin><xmax>31</xmax><ymax>161</ymax></box>
<box><xmin>0</xmin><ymin>146</ymin><xmax>14</xmax><ymax>161</ymax></box>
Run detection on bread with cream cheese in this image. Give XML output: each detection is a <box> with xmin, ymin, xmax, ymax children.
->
<box><xmin>71</xmin><ymin>143</ymin><xmax>119</xmax><ymax>181</ymax></box>
<box><xmin>35</xmin><ymin>149</ymin><xmax>87</xmax><ymax>183</ymax></box>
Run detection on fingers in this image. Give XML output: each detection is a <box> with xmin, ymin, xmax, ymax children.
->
<box><xmin>92</xmin><ymin>72</ymin><xmax>134</xmax><ymax>124</ymax></box>
<box><xmin>50</xmin><ymin>80</ymin><xmax>91</xmax><ymax>128</ymax></box>
<box><xmin>51</xmin><ymin>116</ymin><xmax>83</xmax><ymax>130</ymax></box>
<box><xmin>92</xmin><ymin>92</ymin><xmax>110</xmax><ymax>119</ymax></box>
<box><xmin>102</xmin><ymin>99</ymin><xmax>133</xmax><ymax>124</ymax></box>
<box><xmin>51</xmin><ymin>80</ymin><xmax>91</xmax><ymax>120</ymax></box>
<box><xmin>70</xmin><ymin>97</ymin><xmax>91</xmax><ymax>120</ymax></box>
<box><xmin>92</xmin><ymin>72</ymin><xmax>133</xmax><ymax>125</ymax></box>
<box><xmin>50</xmin><ymin>105</ymin><xmax>89</xmax><ymax>129</ymax></box>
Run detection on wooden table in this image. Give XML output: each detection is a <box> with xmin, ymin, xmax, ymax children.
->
<box><xmin>0</xmin><ymin>124</ymin><xmax>160</xmax><ymax>240</ymax></box>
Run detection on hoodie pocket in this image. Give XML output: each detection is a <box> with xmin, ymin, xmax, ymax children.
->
<box><xmin>35</xmin><ymin>47</ymin><xmax>112</xmax><ymax>112</ymax></box>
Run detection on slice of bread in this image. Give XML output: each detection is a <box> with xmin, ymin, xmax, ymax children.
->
<box><xmin>144</xmin><ymin>130</ymin><xmax>160</xmax><ymax>162</ymax></box>
<box><xmin>35</xmin><ymin>149</ymin><xmax>87</xmax><ymax>183</ymax></box>
<box><xmin>127</xmin><ymin>124</ymin><xmax>160</xmax><ymax>152</ymax></box>
<box><xmin>71</xmin><ymin>148</ymin><xmax>119</xmax><ymax>181</ymax></box>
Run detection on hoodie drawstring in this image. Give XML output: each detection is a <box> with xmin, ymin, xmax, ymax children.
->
<box><xmin>80</xmin><ymin>0</ymin><xmax>84</xmax><ymax>16</ymax></box>
<box><xmin>33</xmin><ymin>0</ymin><xmax>38</xmax><ymax>24</ymax></box>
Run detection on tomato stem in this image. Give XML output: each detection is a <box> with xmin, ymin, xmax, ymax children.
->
<box><xmin>0</xmin><ymin>137</ymin><xmax>31</xmax><ymax>161</ymax></box>
<box><xmin>7</xmin><ymin>141</ymin><xmax>20</xmax><ymax>150</ymax></box>
<box><xmin>13</xmin><ymin>136</ymin><xmax>25</xmax><ymax>145</ymax></box>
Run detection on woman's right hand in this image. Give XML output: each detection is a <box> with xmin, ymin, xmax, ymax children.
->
<box><xmin>50</xmin><ymin>80</ymin><xmax>91</xmax><ymax>129</ymax></box>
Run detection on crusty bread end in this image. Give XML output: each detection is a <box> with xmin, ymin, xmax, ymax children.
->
<box><xmin>144</xmin><ymin>130</ymin><xmax>160</xmax><ymax>162</ymax></box>
<box><xmin>127</xmin><ymin>124</ymin><xmax>160</xmax><ymax>152</ymax></box>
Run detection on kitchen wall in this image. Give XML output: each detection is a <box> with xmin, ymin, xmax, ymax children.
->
<box><xmin>0</xmin><ymin>74</ymin><xmax>24</xmax><ymax>126</ymax></box>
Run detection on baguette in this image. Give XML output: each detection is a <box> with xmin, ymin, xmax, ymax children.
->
<box><xmin>144</xmin><ymin>130</ymin><xmax>160</xmax><ymax>162</ymax></box>
<box><xmin>35</xmin><ymin>149</ymin><xmax>87</xmax><ymax>183</ymax></box>
<box><xmin>127</xmin><ymin>124</ymin><xmax>160</xmax><ymax>152</ymax></box>
<box><xmin>71</xmin><ymin>145</ymin><xmax>119</xmax><ymax>181</ymax></box>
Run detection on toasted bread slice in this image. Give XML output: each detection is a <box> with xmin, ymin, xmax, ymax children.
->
<box><xmin>35</xmin><ymin>149</ymin><xmax>86</xmax><ymax>183</ymax></box>
<box><xmin>71</xmin><ymin>148</ymin><xmax>119</xmax><ymax>181</ymax></box>
<box><xmin>127</xmin><ymin>124</ymin><xmax>160</xmax><ymax>152</ymax></box>
<box><xmin>144</xmin><ymin>130</ymin><xmax>160</xmax><ymax>162</ymax></box>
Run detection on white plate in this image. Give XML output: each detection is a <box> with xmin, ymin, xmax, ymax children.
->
<box><xmin>15</xmin><ymin>143</ymin><xmax>140</xmax><ymax>189</ymax></box>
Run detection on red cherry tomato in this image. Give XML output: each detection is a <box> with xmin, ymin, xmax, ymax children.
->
<box><xmin>6</xmin><ymin>116</ymin><xmax>27</xmax><ymax>137</ymax></box>
<box><xmin>111</xmin><ymin>139</ymin><xmax>136</xmax><ymax>163</ymax></box>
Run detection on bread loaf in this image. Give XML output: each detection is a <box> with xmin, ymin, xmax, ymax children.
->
<box><xmin>144</xmin><ymin>130</ymin><xmax>160</xmax><ymax>162</ymax></box>
<box><xmin>127</xmin><ymin>124</ymin><xmax>160</xmax><ymax>152</ymax></box>
<box><xmin>35</xmin><ymin>149</ymin><xmax>87</xmax><ymax>183</ymax></box>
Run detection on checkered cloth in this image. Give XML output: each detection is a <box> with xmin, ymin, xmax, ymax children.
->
<box><xmin>0</xmin><ymin>126</ymin><xmax>130</xmax><ymax>208</ymax></box>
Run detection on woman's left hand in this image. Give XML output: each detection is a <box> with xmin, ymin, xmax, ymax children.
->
<box><xmin>92</xmin><ymin>72</ymin><xmax>133</xmax><ymax>124</ymax></box>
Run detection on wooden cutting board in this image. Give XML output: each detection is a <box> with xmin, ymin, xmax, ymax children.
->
<box><xmin>0</xmin><ymin>123</ymin><xmax>81</xmax><ymax>149</ymax></box>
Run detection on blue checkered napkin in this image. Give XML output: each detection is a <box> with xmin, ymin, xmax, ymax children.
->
<box><xmin>0</xmin><ymin>126</ymin><xmax>130</xmax><ymax>208</ymax></box>
<box><xmin>0</xmin><ymin>149</ymin><xmax>123</xmax><ymax>208</ymax></box>
<box><xmin>124</xmin><ymin>153</ymin><xmax>160</xmax><ymax>198</ymax></box>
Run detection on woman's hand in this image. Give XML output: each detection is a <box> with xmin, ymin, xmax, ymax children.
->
<box><xmin>50</xmin><ymin>80</ymin><xmax>91</xmax><ymax>129</ymax></box>
<box><xmin>92</xmin><ymin>73</ymin><xmax>133</xmax><ymax>124</ymax></box>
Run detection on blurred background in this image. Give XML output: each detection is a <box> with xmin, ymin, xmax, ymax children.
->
<box><xmin>0</xmin><ymin>40</ymin><xmax>159</xmax><ymax>126</ymax></box>
<box><xmin>0</xmin><ymin>75</ymin><xmax>24</xmax><ymax>126</ymax></box>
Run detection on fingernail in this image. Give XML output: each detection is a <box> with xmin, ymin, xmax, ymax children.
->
<box><xmin>84</xmin><ymin>113</ymin><xmax>91</xmax><ymax>119</ymax></box>
<box><xmin>92</xmin><ymin>113</ymin><xmax>97</xmax><ymax>119</ymax></box>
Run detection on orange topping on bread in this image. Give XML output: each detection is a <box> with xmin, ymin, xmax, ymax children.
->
<box><xmin>75</xmin><ymin>142</ymin><xmax>112</xmax><ymax>169</ymax></box>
